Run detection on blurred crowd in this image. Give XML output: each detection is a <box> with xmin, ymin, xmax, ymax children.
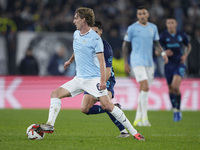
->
<box><xmin>0</xmin><ymin>0</ymin><xmax>200</xmax><ymax>77</ymax></box>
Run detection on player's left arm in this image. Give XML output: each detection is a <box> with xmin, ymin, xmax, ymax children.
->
<box><xmin>97</xmin><ymin>52</ymin><xmax>107</xmax><ymax>90</ymax></box>
<box><xmin>180</xmin><ymin>43</ymin><xmax>192</xmax><ymax>64</ymax></box>
<box><xmin>154</xmin><ymin>40</ymin><xmax>168</xmax><ymax>64</ymax></box>
<box><xmin>106</xmin><ymin>67</ymin><xmax>111</xmax><ymax>81</ymax></box>
<box><xmin>104</xmin><ymin>48</ymin><xmax>112</xmax><ymax>81</ymax></box>
<box><xmin>122</xmin><ymin>41</ymin><xmax>131</xmax><ymax>74</ymax></box>
<box><xmin>64</xmin><ymin>53</ymin><xmax>75</xmax><ymax>69</ymax></box>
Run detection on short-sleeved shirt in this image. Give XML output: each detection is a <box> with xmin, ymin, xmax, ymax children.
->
<box><xmin>160</xmin><ymin>30</ymin><xmax>189</xmax><ymax>84</ymax></box>
<box><xmin>84</xmin><ymin>39</ymin><xmax>116</xmax><ymax>98</ymax></box>
<box><xmin>124</xmin><ymin>21</ymin><xmax>159</xmax><ymax>68</ymax></box>
<box><xmin>159</xmin><ymin>30</ymin><xmax>189</xmax><ymax>66</ymax></box>
<box><xmin>103</xmin><ymin>39</ymin><xmax>115</xmax><ymax>85</ymax></box>
<box><xmin>73</xmin><ymin>29</ymin><xmax>104</xmax><ymax>79</ymax></box>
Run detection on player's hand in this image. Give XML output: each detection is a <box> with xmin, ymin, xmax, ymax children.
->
<box><xmin>163</xmin><ymin>54</ymin><xmax>168</xmax><ymax>64</ymax></box>
<box><xmin>155</xmin><ymin>50</ymin><xmax>160</xmax><ymax>56</ymax></box>
<box><xmin>165</xmin><ymin>49</ymin><xmax>173</xmax><ymax>56</ymax></box>
<box><xmin>99</xmin><ymin>81</ymin><xmax>107</xmax><ymax>90</ymax></box>
<box><xmin>180</xmin><ymin>54</ymin><xmax>187</xmax><ymax>64</ymax></box>
<box><xmin>64</xmin><ymin>60</ymin><xmax>71</xmax><ymax>69</ymax></box>
<box><xmin>125</xmin><ymin>63</ymin><xmax>130</xmax><ymax>74</ymax></box>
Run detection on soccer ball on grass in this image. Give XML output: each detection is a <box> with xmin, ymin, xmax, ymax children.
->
<box><xmin>26</xmin><ymin>124</ymin><xmax>45</xmax><ymax>140</ymax></box>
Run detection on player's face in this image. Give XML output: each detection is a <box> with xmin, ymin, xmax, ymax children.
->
<box><xmin>91</xmin><ymin>27</ymin><xmax>102</xmax><ymax>37</ymax></box>
<box><xmin>73</xmin><ymin>13</ymin><xmax>84</xmax><ymax>30</ymax></box>
<box><xmin>166</xmin><ymin>19</ymin><xmax>177</xmax><ymax>33</ymax></box>
<box><xmin>137</xmin><ymin>9</ymin><xmax>149</xmax><ymax>25</ymax></box>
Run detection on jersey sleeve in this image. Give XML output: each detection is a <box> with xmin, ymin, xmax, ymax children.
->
<box><xmin>103</xmin><ymin>41</ymin><xmax>113</xmax><ymax>68</ymax></box>
<box><xmin>153</xmin><ymin>25</ymin><xmax>160</xmax><ymax>41</ymax></box>
<box><xmin>124</xmin><ymin>26</ymin><xmax>133</xmax><ymax>42</ymax></box>
<box><xmin>159</xmin><ymin>32</ymin><xmax>165</xmax><ymax>48</ymax></box>
<box><xmin>182</xmin><ymin>32</ymin><xmax>189</xmax><ymax>46</ymax></box>
<box><xmin>94</xmin><ymin>36</ymin><xmax>104</xmax><ymax>53</ymax></box>
<box><xmin>73</xmin><ymin>30</ymin><xmax>79</xmax><ymax>38</ymax></box>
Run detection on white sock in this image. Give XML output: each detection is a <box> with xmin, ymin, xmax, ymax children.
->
<box><xmin>120</xmin><ymin>129</ymin><xmax>128</xmax><ymax>134</ymax></box>
<box><xmin>110</xmin><ymin>106</ymin><xmax>137</xmax><ymax>136</ymax></box>
<box><xmin>140</xmin><ymin>91</ymin><xmax>149</xmax><ymax>120</ymax></box>
<box><xmin>135</xmin><ymin>92</ymin><xmax>142</xmax><ymax>121</ymax></box>
<box><xmin>46</xmin><ymin>98</ymin><xmax>61</xmax><ymax>126</ymax></box>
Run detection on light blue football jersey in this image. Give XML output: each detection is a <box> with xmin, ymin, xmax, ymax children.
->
<box><xmin>73</xmin><ymin>29</ymin><xmax>104</xmax><ymax>79</ymax></box>
<box><xmin>124</xmin><ymin>22</ymin><xmax>159</xmax><ymax>67</ymax></box>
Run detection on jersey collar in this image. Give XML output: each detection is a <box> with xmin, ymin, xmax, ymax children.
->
<box><xmin>137</xmin><ymin>21</ymin><xmax>148</xmax><ymax>27</ymax></box>
<box><xmin>80</xmin><ymin>29</ymin><xmax>92</xmax><ymax>36</ymax></box>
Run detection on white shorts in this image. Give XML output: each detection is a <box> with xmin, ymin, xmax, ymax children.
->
<box><xmin>133</xmin><ymin>66</ymin><xmax>154</xmax><ymax>84</ymax></box>
<box><xmin>60</xmin><ymin>76</ymin><xmax>108</xmax><ymax>98</ymax></box>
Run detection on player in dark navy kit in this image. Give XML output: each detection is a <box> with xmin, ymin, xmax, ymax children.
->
<box><xmin>159</xmin><ymin>17</ymin><xmax>192</xmax><ymax>122</ymax></box>
<box><xmin>81</xmin><ymin>21</ymin><xmax>130</xmax><ymax>138</ymax></box>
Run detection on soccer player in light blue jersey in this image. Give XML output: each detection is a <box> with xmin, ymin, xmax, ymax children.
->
<box><xmin>35</xmin><ymin>7</ymin><xmax>145</xmax><ymax>141</ymax></box>
<box><xmin>81</xmin><ymin>21</ymin><xmax>130</xmax><ymax>138</ymax></box>
<box><xmin>159</xmin><ymin>18</ymin><xmax>191</xmax><ymax>122</ymax></box>
<box><xmin>122</xmin><ymin>6</ymin><xmax>168</xmax><ymax>127</ymax></box>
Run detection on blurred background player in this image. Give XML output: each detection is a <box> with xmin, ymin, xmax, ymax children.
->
<box><xmin>122</xmin><ymin>6</ymin><xmax>168</xmax><ymax>127</ymax></box>
<box><xmin>81</xmin><ymin>21</ymin><xmax>130</xmax><ymax>138</ymax></box>
<box><xmin>159</xmin><ymin>17</ymin><xmax>192</xmax><ymax>122</ymax></box>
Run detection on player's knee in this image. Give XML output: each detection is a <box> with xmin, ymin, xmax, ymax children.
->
<box><xmin>50</xmin><ymin>90</ymin><xmax>59</xmax><ymax>98</ymax></box>
<box><xmin>173</xmin><ymin>87</ymin><xmax>180</xmax><ymax>95</ymax></box>
<box><xmin>104</xmin><ymin>103</ymin><xmax>114</xmax><ymax>112</ymax></box>
<box><xmin>170</xmin><ymin>84</ymin><xmax>180</xmax><ymax>94</ymax></box>
<box><xmin>140</xmin><ymin>80</ymin><xmax>149</xmax><ymax>91</ymax></box>
<box><xmin>81</xmin><ymin>106</ymin><xmax>89</xmax><ymax>114</ymax></box>
<box><xmin>141</xmin><ymin>86</ymin><xmax>149</xmax><ymax>91</ymax></box>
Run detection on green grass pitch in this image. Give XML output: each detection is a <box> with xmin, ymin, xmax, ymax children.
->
<box><xmin>0</xmin><ymin>109</ymin><xmax>199</xmax><ymax>150</ymax></box>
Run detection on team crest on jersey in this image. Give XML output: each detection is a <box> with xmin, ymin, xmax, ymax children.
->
<box><xmin>149</xmin><ymin>29</ymin><xmax>153</xmax><ymax>34</ymax></box>
<box><xmin>83</xmin><ymin>40</ymin><xmax>88</xmax><ymax>43</ymax></box>
<box><xmin>166</xmin><ymin>38</ymin><xmax>170</xmax><ymax>42</ymax></box>
<box><xmin>177</xmin><ymin>35</ymin><xmax>182</xmax><ymax>42</ymax></box>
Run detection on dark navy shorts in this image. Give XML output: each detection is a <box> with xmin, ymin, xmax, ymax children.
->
<box><xmin>84</xmin><ymin>80</ymin><xmax>115</xmax><ymax>98</ymax></box>
<box><xmin>164</xmin><ymin>63</ymin><xmax>186</xmax><ymax>85</ymax></box>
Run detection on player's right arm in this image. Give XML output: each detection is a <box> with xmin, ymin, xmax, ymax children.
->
<box><xmin>97</xmin><ymin>52</ymin><xmax>107</xmax><ymax>90</ymax></box>
<box><xmin>154</xmin><ymin>40</ymin><xmax>168</xmax><ymax>64</ymax></box>
<box><xmin>122</xmin><ymin>41</ymin><xmax>131</xmax><ymax>74</ymax></box>
<box><xmin>64</xmin><ymin>53</ymin><xmax>75</xmax><ymax>69</ymax></box>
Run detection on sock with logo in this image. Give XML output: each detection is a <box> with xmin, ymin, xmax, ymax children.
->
<box><xmin>87</xmin><ymin>105</ymin><xmax>126</xmax><ymax>132</ymax></box>
<box><xmin>169</xmin><ymin>93</ymin><xmax>177</xmax><ymax>109</ymax></box>
<box><xmin>46</xmin><ymin>98</ymin><xmax>61</xmax><ymax>126</ymax></box>
<box><xmin>110</xmin><ymin>106</ymin><xmax>137</xmax><ymax>136</ymax></box>
<box><xmin>176</xmin><ymin>94</ymin><xmax>181</xmax><ymax>110</ymax></box>
<box><xmin>140</xmin><ymin>91</ymin><xmax>149</xmax><ymax>119</ymax></box>
<box><xmin>135</xmin><ymin>92</ymin><xmax>142</xmax><ymax>121</ymax></box>
<box><xmin>87</xmin><ymin>105</ymin><xmax>106</xmax><ymax>114</ymax></box>
<box><xmin>105</xmin><ymin>110</ymin><xmax>126</xmax><ymax>132</ymax></box>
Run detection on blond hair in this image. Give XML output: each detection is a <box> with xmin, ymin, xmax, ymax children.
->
<box><xmin>75</xmin><ymin>7</ymin><xmax>95</xmax><ymax>27</ymax></box>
